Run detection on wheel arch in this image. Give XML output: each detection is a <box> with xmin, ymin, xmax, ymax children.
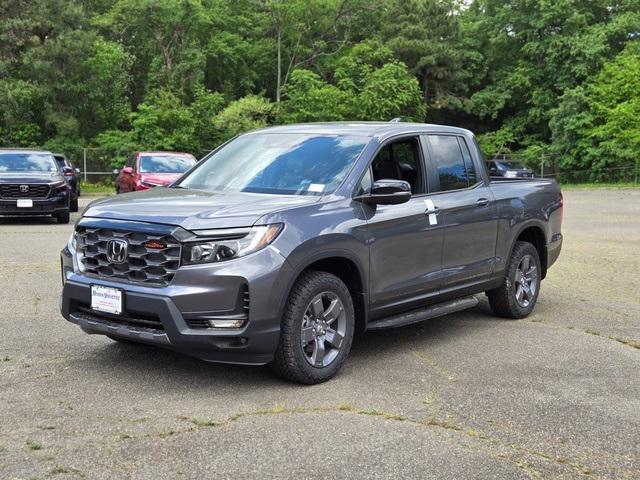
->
<box><xmin>510</xmin><ymin>222</ymin><xmax>548</xmax><ymax>279</ymax></box>
<box><xmin>279</xmin><ymin>251</ymin><xmax>368</xmax><ymax>335</ymax></box>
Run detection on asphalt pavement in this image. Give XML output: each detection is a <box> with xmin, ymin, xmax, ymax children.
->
<box><xmin>0</xmin><ymin>189</ymin><xmax>638</xmax><ymax>479</ymax></box>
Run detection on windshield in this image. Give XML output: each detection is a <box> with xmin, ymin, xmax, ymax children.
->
<box><xmin>499</xmin><ymin>161</ymin><xmax>527</xmax><ymax>169</ymax></box>
<box><xmin>178</xmin><ymin>133</ymin><xmax>369</xmax><ymax>195</ymax></box>
<box><xmin>140</xmin><ymin>155</ymin><xmax>196</xmax><ymax>173</ymax></box>
<box><xmin>0</xmin><ymin>153</ymin><xmax>58</xmax><ymax>173</ymax></box>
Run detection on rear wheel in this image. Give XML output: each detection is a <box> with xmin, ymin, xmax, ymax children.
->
<box><xmin>272</xmin><ymin>271</ymin><xmax>354</xmax><ymax>384</ymax></box>
<box><xmin>487</xmin><ymin>241</ymin><xmax>541</xmax><ymax>319</ymax></box>
<box><xmin>70</xmin><ymin>196</ymin><xmax>79</xmax><ymax>212</ymax></box>
<box><xmin>56</xmin><ymin>210</ymin><xmax>70</xmax><ymax>224</ymax></box>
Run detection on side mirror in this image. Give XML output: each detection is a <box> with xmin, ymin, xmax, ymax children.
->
<box><xmin>112</xmin><ymin>168</ymin><xmax>120</xmax><ymax>176</ymax></box>
<box><xmin>356</xmin><ymin>179</ymin><xmax>412</xmax><ymax>205</ymax></box>
<box><xmin>74</xmin><ymin>167</ymin><xmax>81</xmax><ymax>175</ymax></box>
<box><xmin>122</xmin><ymin>166</ymin><xmax>133</xmax><ymax>175</ymax></box>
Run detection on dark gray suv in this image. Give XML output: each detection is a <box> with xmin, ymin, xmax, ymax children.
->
<box><xmin>60</xmin><ymin>123</ymin><xmax>563</xmax><ymax>383</ymax></box>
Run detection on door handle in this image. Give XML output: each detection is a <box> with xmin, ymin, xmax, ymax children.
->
<box><xmin>423</xmin><ymin>199</ymin><xmax>439</xmax><ymax>225</ymax></box>
<box><xmin>476</xmin><ymin>198</ymin><xmax>490</xmax><ymax>207</ymax></box>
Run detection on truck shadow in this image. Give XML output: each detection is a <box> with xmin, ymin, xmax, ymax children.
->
<box><xmin>75</xmin><ymin>303</ymin><xmax>499</xmax><ymax>391</ymax></box>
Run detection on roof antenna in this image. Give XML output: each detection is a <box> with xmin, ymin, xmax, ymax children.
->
<box><xmin>389</xmin><ymin>117</ymin><xmax>402</xmax><ymax>123</ymax></box>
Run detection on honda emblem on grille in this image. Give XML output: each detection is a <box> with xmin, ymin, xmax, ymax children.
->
<box><xmin>19</xmin><ymin>185</ymin><xmax>29</xmax><ymax>193</ymax></box>
<box><xmin>106</xmin><ymin>239</ymin><xmax>128</xmax><ymax>264</ymax></box>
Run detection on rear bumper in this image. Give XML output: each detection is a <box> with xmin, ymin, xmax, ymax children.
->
<box><xmin>60</xmin><ymin>243</ymin><xmax>292</xmax><ymax>365</ymax></box>
<box><xmin>0</xmin><ymin>193</ymin><xmax>68</xmax><ymax>216</ymax></box>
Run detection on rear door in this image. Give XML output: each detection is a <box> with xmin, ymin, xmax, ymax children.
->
<box><xmin>363</xmin><ymin>136</ymin><xmax>445</xmax><ymax>319</ymax></box>
<box><xmin>422</xmin><ymin>134</ymin><xmax>498</xmax><ymax>289</ymax></box>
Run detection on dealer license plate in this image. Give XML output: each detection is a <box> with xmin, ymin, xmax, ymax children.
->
<box><xmin>17</xmin><ymin>199</ymin><xmax>33</xmax><ymax>208</ymax></box>
<box><xmin>91</xmin><ymin>285</ymin><xmax>123</xmax><ymax>315</ymax></box>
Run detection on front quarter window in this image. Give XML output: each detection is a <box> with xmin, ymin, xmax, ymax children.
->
<box><xmin>179</xmin><ymin>133</ymin><xmax>369</xmax><ymax>195</ymax></box>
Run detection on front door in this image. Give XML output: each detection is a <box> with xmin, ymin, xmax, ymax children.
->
<box><xmin>422</xmin><ymin>134</ymin><xmax>498</xmax><ymax>289</ymax></box>
<box><xmin>363</xmin><ymin>137</ymin><xmax>444</xmax><ymax>320</ymax></box>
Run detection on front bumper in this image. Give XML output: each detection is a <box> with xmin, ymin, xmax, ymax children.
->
<box><xmin>0</xmin><ymin>193</ymin><xmax>68</xmax><ymax>216</ymax></box>
<box><xmin>60</xmin><ymin>243</ymin><xmax>293</xmax><ymax>365</ymax></box>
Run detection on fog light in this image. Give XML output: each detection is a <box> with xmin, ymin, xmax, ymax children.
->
<box><xmin>207</xmin><ymin>319</ymin><xmax>245</xmax><ymax>328</ymax></box>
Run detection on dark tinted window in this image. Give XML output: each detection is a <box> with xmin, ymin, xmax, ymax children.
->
<box><xmin>371</xmin><ymin>138</ymin><xmax>423</xmax><ymax>194</ymax></box>
<box><xmin>180</xmin><ymin>134</ymin><xmax>368</xmax><ymax>195</ymax></box>
<box><xmin>140</xmin><ymin>155</ymin><xmax>196</xmax><ymax>173</ymax></box>
<box><xmin>459</xmin><ymin>138</ymin><xmax>477</xmax><ymax>185</ymax></box>
<box><xmin>427</xmin><ymin>135</ymin><xmax>467</xmax><ymax>191</ymax></box>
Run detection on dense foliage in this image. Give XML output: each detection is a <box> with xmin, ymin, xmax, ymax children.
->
<box><xmin>0</xmin><ymin>0</ymin><xmax>638</xmax><ymax>175</ymax></box>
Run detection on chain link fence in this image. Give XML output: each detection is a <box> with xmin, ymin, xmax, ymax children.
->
<box><xmin>491</xmin><ymin>154</ymin><xmax>639</xmax><ymax>185</ymax></box>
<box><xmin>49</xmin><ymin>147</ymin><xmax>213</xmax><ymax>184</ymax></box>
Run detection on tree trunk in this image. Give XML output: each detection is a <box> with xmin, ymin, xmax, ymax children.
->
<box><xmin>276</xmin><ymin>22</ymin><xmax>282</xmax><ymax>103</ymax></box>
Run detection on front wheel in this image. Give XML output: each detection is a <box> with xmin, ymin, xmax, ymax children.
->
<box><xmin>70</xmin><ymin>196</ymin><xmax>79</xmax><ymax>212</ymax></box>
<box><xmin>272</xmin><ymin>271</ymin><xmax>355</xmax><ymax>384</ymax></box>
<box><xmin>487</xmin><ymin>241</ymin><xmax>541</xmax><ymax>319</ymax></box>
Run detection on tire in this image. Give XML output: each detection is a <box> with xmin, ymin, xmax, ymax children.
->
<box><xmin>272</xmin><ymin>271</ymin><xmax>355</xmax><ymax>384</ymax></box>
<box><xmin>487</xmin><ymin>241</ymin><xmax>542</xmax><ymax>319</ymax></box>
<box><xmin>56</xmin><ymin>210</ymin><xmax>70</xmax><ymax>224</ymax></box>
<box><xmin>70</xmin><ymin>196</ymin><xmax>79</xmax><ymax>212</ymax></box>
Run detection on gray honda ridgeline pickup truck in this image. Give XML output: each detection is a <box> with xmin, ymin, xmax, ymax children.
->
<box><xmin>60</xmin><ymin>122</ymin><xmax>563</xmax><ymax>383</ymax></box>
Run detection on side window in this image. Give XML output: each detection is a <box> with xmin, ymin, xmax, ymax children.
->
<box><xmin>459</xmin><ymin>138</ymin><xmax>477</xmax><ymax>185</ymax></box>
<box><xmin>426</xmin><ymin>135</ymin><xmax>468</xmax><ymax>192</ymax></box>
<box><xmin>370</xmin><ymin>138</ymin><xmax>424</xmax><ymax>194</ymax></box>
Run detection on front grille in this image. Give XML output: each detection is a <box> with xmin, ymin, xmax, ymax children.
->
<box><xmin>76</xmin><ymin>304</ymin><xmax>164</xmax><ymax>331</ymax></box>
<box><xmin>77</xmin><ymin>227</ymin><xmax>181</xmax><ymax>286</ymax></box>
<box><xmin>0</xmin><ymin>183</ymin><xmax>50</xmax><ymax>198</ymax></box>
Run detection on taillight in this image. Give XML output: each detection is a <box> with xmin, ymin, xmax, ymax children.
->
<box><xmin>64</xmin><ymin>172</ymin><xmax>74</xmax><ymax>176</ymax></box>
<box><xmin>559</xmin><ymin>192</ymin><xmax>564</xmax><ymax>222</ymax></box>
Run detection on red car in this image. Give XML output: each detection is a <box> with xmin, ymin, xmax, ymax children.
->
<box><xmin>114</xmin><ymin>151</ymin><xmax>197</xmax><ymax>193</ymax></box>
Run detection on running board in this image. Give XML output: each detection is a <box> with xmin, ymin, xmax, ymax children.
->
<box><xmin>367</xmin><ymin>296</ymin><xmax>479</xmax><ymax>330</ymax></box>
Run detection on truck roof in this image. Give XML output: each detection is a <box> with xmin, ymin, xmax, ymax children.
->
<box><xmin>247</xmin><ymin>122</ymin><xmax>474</xmax><ymax>139</ymax></box>
<box><xmin>0</xmin><ymin>148</ymin><xmax>53</xmax><ymax>155</ymax></box>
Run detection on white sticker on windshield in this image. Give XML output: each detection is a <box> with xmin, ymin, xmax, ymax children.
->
<box><xmin>308</xmin><ymin>184</ymin><xmax>325</xmax><ymax>193</ymax></box>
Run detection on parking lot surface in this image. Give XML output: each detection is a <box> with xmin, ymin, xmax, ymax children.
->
<box><xmin>1</xmin><ymin>189</ymin><xmax>639</xmax><ymax>479</ymax></box>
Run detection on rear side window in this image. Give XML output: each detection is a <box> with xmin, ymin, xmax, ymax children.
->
<box><xmin>459</xmin><ymin>139</ymin><xmax>477</xmax><ymax>185</ymax></box>
<box><xmin>426</xmin><ymin>135</ymin><xmax>468</xmax><ymax>191</ymax></box>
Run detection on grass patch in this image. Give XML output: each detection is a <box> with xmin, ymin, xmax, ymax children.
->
<box><xmin>79</xmin><ymin>182</ymin><xmax>114</xmax><ymax>195</ymax></box>
<box><xmin>26</xmin><ymin>440</ymin><xmax>42</xmax><ymax>450</ymax></box>
<box><xmin>560</xmin><ymin>182</ymin><xmax>639</xmax><ymax>190</ymax></box>
<box><xmin>191</xmin><ymin>417</ymin><xmax>219</xmax><ymax>427</ymax></box>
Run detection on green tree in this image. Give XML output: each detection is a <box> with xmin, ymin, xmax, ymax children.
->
<box><xmin>212</xmin><ymin>94</ymin><xmax>274</xmax><ymax>142</ymax></box>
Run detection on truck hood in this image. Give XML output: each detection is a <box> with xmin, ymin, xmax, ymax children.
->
<box><xmin>83</xmin><ymin>187</ymin><xmax>320</xmax><ymax>230</ymax></box>
<box><xmin>0</xmin><ymin>173</ymin><xmax>65</xmax><ymax>184</ymax></box>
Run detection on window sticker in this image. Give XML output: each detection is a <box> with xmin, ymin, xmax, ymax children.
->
<box><xmin>308</xmin><ymin>183</ymin><xmax>325</xmax><ymax>193</ymax></box>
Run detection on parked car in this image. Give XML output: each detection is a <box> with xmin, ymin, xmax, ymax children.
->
<box><xmin>54</xmin><ymin>154</ymin><xmax>81</xmax><ymax>212</ymax></box>
<box><xmin>114</xmin><ymin>151</ymin><xmax>197</xmax><ymax>193</ymax></box>
<box><xmin>486</xmin><ymin>159</ymin><xmax>534</xmax><ymax>178</ymax></box>
<box><xmin>60</xmin><ymin>123</ymin><xmax>563</xmax><ymax>383</ymax></box>
<box><xmin>0</xmin><ymin>149</ymin><xmax>71</xmax><ymax>223</ymax></box>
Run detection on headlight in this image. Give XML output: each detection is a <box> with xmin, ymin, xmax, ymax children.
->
<box><xmin>51</xmin><ymin>181</ymin><xmax>68</xmax><ymax>193</ymax></box>
<box><xmin>183</xmin><ymin>224</ymin><xmax>283</xmax><ymax>265</ymax></box>
<box><xmin>67</xmin><ymin>231</ymin><xmax>77</xmax><ymax>252</ymax></box>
